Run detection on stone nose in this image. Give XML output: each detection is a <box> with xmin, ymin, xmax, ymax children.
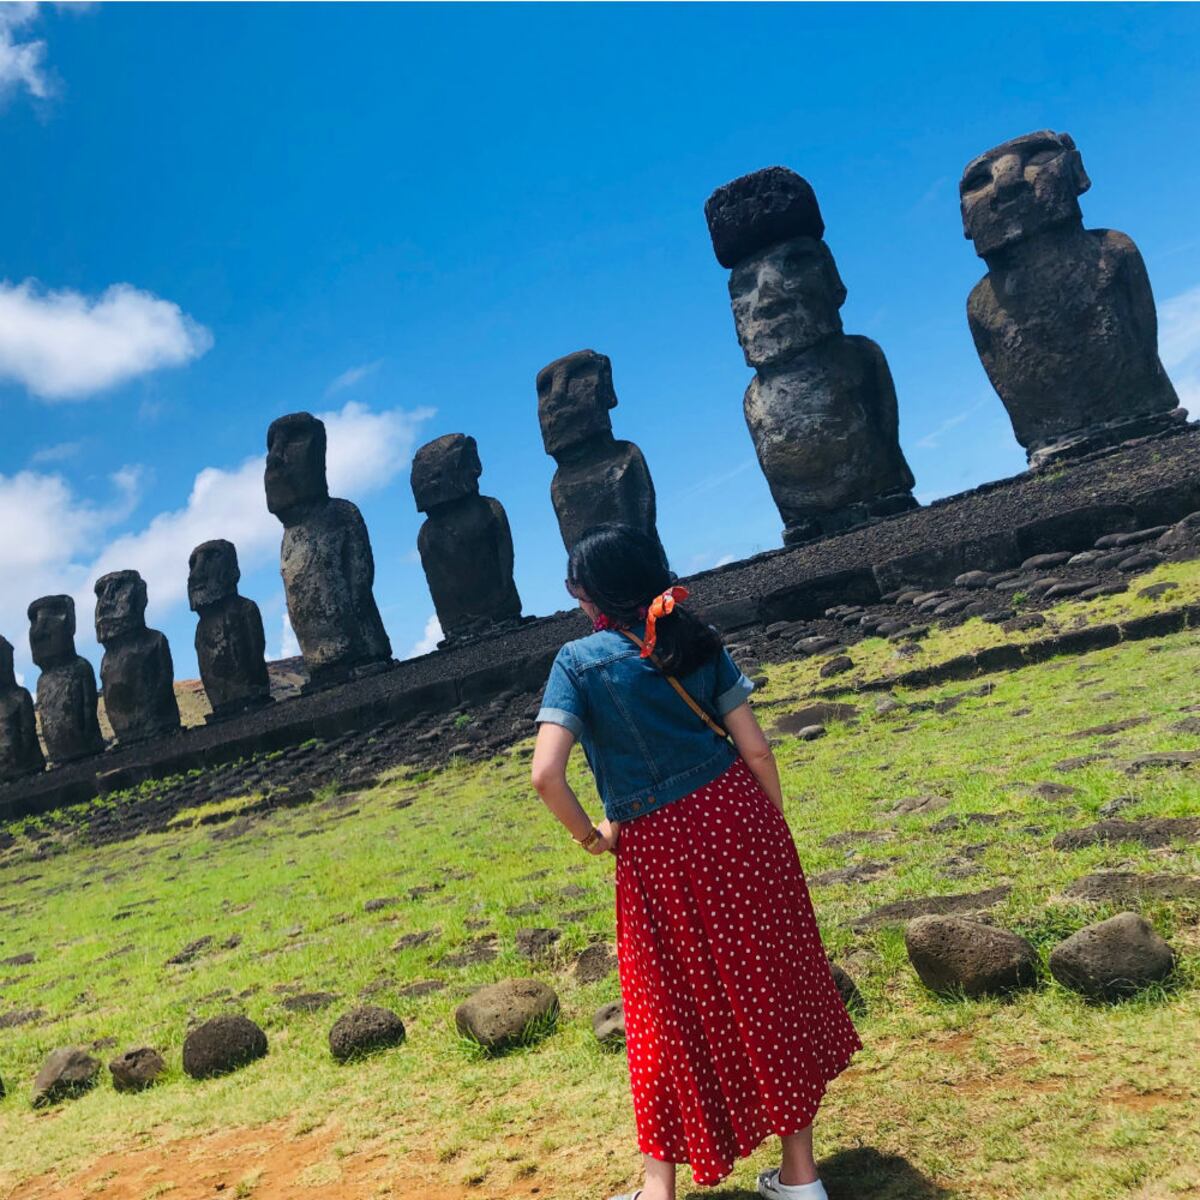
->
<box><xmin>992</xmin><ymin>153</ymin><xmax>1025</xmax><ymax>200</ymax></box>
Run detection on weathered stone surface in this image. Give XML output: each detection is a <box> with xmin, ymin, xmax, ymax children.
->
<box><xmin>0</xmin><ymin>636</ymin><xmax>44</xmax><ymax>782</ymax></box>
<box><xmin>27</xmin><ymin>595</ymin><xmax>103</xmax><ymax>764</ymax></box>
<box><xmin>265</xmin><ymin>412</ymin><xmax>392</xmax><ymax>688</ymax></box>
<box><xmin>182</xmin><ymin>1014</ymin><xmax>267</xmax><ymax>1079</ymax></box>
<box><xmin>189</xmin><ymin>540</ymin><xmax>272</xmax><ymax>720</ymax></box>
<box><xmin>412</xmin><ymin>434</ymin><xmax>523</xmax><ymax>642</ymax></box>
<box><xmin>904</xmin><ymin>916</ymin><xmax>1039</xmax><ymax>998</ymax></box>
<box><xmin>704</xmin><ymin>165</ymin><xmax>825</xmax><ymax>269</ymax></box>
<box><xmin>829</xmin><ymin>962</ymin><xmax>866</xmax><ymax>1014</ymax></box>
<box><xmin>108</xmin><ymin>1046</ymin><xmax>166</xmax><ymax>1092</ymax></box>
<box><xmin>31</xmin><ymin>1047</ymin><xmax>99</xmax><ymax>1106</ymax></box>
<box><xmin>454</xmin><ymin>978</ymin><xmax>559</xmax><ymax>1053</ymax></box>
<box><xmin>961</xmin><ymin>130</ymin><xmax>1182</xmax><ymax>466</ymax></box>
<box><xmin>775</xmin><ymin>702</ymin><xmax>857</xmax><ymax>733</ymax></box>
<box><xmin>592</xmin><ymin>998</ymin><xmax>625</xmax><ymax>1045</ymax></box>
<box><xmin>853</xmin><ymin>885</ymin><xmax>1010</xmax><ymax>931</ymax></box>
<box><xmin>1064</xmin><ymin>872</ymin><xmax>1200</xmax><ymax>903</ymax></box>
<box><xmin>94</xmin><ymin>571</ymin><xmax>181</xmax><ymax>745</ymax></box>
<box><xmin>328</xmin><ymin>1005</ymin><xmax>406</xmax><ymax>1062</ymax></box>
<box><xmin>706</xmin><ymin>167</ymin><xmax>915</xmax><ymax>545</ymax></box>
<box><xmin>1049</xmin><ymin>912</ymin><xmax>1174</xmax><ymax>1001</ymax></box>
<box><xmin>536</xmin><ymin>350</ymin><xmax>660</xmax><ymax>554</ymax></box>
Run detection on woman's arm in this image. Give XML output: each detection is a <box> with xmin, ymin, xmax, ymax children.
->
<box><xmin>723</xmin><ymin>702</ymin><xmax>784</xmax><ymax>812</ymax></box>
<box><xmin>531</xmin><ymin>723</ymin><xmax>618</xmax><ymax>853</ymax></box>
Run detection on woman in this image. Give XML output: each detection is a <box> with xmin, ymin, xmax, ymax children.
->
<box><xmin>531</xmin><ymin>525</ymin><xmax>861</xmax><ymax>1200</ymax></box>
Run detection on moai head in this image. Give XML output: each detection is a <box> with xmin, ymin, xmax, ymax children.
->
<box><xmin>0</xmin><ymin>635</ymin><xmax>14</xmax><ymax>688</ymax></box>
<box><xmin>705</xmin><ymin>167</ymin><xmax>838</xmax><ymax>368</ymax></box>
<box><xmin>188</xmin><ymin>539</ymin><xmax>241</xmax><ymax>611</ymax></box>
<box><xmin>94</xmin><ymin>570</ymin><xmax>148</xmax><ymax>644</ymax></box>
<box><xmin>536</xmin><ymin>350</ymin><xmax>617</xmax><ymax>458</ymax></box>
<box><xmin>729</xmin><ymin>238</ymin><xmax>846</xmax><ymax>368</ymax></box>
<box><xmin>960</xmin><ymin>130</ymin><xmax>1091</xmax><ymax>258</ymax></box>
<box><xmin>27</xmin><ymin>595</ymin><xmax>77</xmax><ymax>670</ymax></box>
<box><xmin>411</xmin><ymin>434</ymin><xmax>482</xmax><ymax>513</ymax></box>
<box><xmin>265</xmin><ymin>412</ymin><xmax>329</xmax><ymax>518</ymax></box>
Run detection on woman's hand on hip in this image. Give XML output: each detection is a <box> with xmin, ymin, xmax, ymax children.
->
<box><xmin>592</xmin><ymin>819</ymin><xmax>621</xmax><ymax>855</ymax></box>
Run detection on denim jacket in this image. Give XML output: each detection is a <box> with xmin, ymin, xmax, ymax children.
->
<box><xmin>536</xmin><ymin>627</ymin><xmax>754</xmax><ymax>823</ymax></box>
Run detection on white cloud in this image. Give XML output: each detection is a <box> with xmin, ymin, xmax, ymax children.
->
<box><xmin>0</xmin><ymin>401</ymin><xmax>433</xmax><ymax>677</ymax></box>
<box><xmin>277</xmin><ymin>610</ymin><xmax>300</xmax><ymax>660</ymax></box>
<box><xmin>914</xmin><ymin>398</ymin><xmax>989</xmax><ymax>451</ymax></box>
<box><xmin>0</xmin><ymin>280</ymin><xmax>213</xmax><ymax>400</ymax></box>
<box><xmin>1160</xmin><ymin>284</ymin><xmax>1200</xmax><ymax>418</ymax></box>
<box><xmin>325</xmin><ymin>359</ymin><xmax>383</xmax><ymax>397</ymax></box>
<box><xmin>407</xmin><ymin>613</ymin><xmax>442</xmax><ymax>658</ymax></box>
<box><xmin>28</xmin><ymin>439</ymin><xmax>82</xmax><ymax>465</ymax></box>
<box><xmin>0</xmin><ymin>3</ymin><xmax>49</xmax><ymax>102</ymax></box>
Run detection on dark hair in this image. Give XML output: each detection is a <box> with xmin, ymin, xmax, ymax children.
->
<box><xmin>567</xmin><ymin>524</ymin><xmax>723</xmax><ymax>676</ymax></box>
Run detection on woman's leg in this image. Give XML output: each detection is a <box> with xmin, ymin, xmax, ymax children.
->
<box><xmin>779</xmin><ymin>1125</ymin><xmax>819</xmax><ymax>1186</ymax></box>
<box><xmin>641</xmin><ymin>1152</ymin><xmax>676</xmax><ymax>1200</ymax></box>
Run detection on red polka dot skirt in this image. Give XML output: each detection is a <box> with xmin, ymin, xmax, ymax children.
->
<box><xmin>615</xmin><ymin>756</ymin><xmax>862</xmax><ymax>1187</ymax></box>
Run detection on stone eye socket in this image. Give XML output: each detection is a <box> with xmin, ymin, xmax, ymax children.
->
<box><xmin>962</xmin><ymin>168</ymin><xmax>991</xmax><ymax>194</ymax></box>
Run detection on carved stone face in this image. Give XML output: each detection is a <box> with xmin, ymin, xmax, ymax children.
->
<box><xmin>536</xmin><ymin>350</ymin><xmax>616</xmax><ymax>457</ymax></box>
<box><xmin>0</xmin><ymin>635</ymin><xmax>14</xmax><ymax>688</ymax></box>
<box><xmin>411</xmin><ymin>434</ymin><xmax>482</xmax><ymax>513</ymax></box>
<box><xmin>28</xmin><ymin>595</ymin><xmax>76</xmax><ymax>669</ymax></box>
<box><xmin>94</xmin><ymin>570</ymin><xmax>148</xmax><ymax>644</ymax></box>
<box><xmin>960</xmin><ymin>130</ymin><xmax>1091</xmax><ymax>258</ymax></box>
<box><xmin>265</xmin><ymin>413</ymin><xmax>329</xmax><ymax>517</ymax></box>
<box><xmin>188</xmin><ymin>539</ymin><xmax>241</xmax><ymax>610</ymax></box>
<box><xmin>729</xmin><ymin>236</ymin><xmax>846</xmax><ymax>368</ymax></box>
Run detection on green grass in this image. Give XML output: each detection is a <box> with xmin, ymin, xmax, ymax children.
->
<box><xmin>766</xmin><ymin>557</ymin><xmax>1200</xmax><ymax>698</ymax></box>
<box><xmin>0</xmin><ymin>623</ymin><xmax>1198</xmax><ymax>1198</ymax></box>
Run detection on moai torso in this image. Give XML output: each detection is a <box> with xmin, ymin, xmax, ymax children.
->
<box><xmin>961</xmin><ymin>131</ymin><xmax>1181</xmax><ymax>465</ymax></box>
<box><xmin>95</xmin><ymin>571</ymin><xmax>181</xmax><ymax>745</ymax></box>
<box><xmin>412</xmin><ymin>434</ymin><xmax>523</xmax><ymax>642</ymax></box>
<box><xmin>266</xmin><ymin>413</ymin><xmax>392</xmax><ymax>686</ymax></box>
<box><xmin>536</xmin><ymin>350</ymin><xmax>661</xmax><ymax>554</ymax></box>
<box><xmin>28</xmin><ymin>594</ymin><xmax>104</xmax><ymax>764</ymax></box>
<box><xmin>706</xmin><ymin>167</ymin><xmax>915</xmax><ymax>545</ymax></box>
<box><xmin>189</xmin><ymin>540</ymin><xmax>272</xmax><ymax>720</ymax></box>
<box><xmin>0</xmin><ymin>637</ymin><xmax>44</xmax><ymax>782</ymax></box>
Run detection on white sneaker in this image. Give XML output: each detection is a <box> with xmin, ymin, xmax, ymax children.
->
<box><xmin>757</xmin><ymin>1167</ymin><xmax>828</xmax><ymax>1199</ymax></box>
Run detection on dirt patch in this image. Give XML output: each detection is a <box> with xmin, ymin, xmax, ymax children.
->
<box><xmin>3</xmin><ymin>1119</ymin><xmax>513</xmax><ymax>1200</ymax></box>
<box><xmin>1102</xmin><ymin>1086</ymin><xmax>1186</xmax><ymax>1112</ymax></box>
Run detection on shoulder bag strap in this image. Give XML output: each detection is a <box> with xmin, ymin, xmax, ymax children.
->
<box><xmin>619</xmin><ymin>629</ymin><xmax>733</xmax><ymax>745</ymax></box>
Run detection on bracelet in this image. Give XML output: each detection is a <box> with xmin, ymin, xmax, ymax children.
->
<box><xmin>575</xmin><ymin>826</ymin><xmax>602</xmax><ymax>850</ymax></box>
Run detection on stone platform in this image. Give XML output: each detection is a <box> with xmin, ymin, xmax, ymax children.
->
<box><xmin>1</xmin><ymin>425</ymin><xmax>1196</xmax><ymax>824</ymax></box>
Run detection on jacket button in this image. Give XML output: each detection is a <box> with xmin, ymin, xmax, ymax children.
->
<box><xmin>632</xmin><ymin>800</ymin><xmax>642</xmax><ymax>812</ymax></box>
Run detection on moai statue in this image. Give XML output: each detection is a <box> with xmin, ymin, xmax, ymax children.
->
<box><xmin>961</xmin><ymin>130</ymin><xmax>1183</xmax><ymax>466</ymax></box>
<box><xmin>264</xmin><ymin>412</ymin><xmax>392</xmax><ymax>689</ymax></box>
<box><xmin>27</xmin><ymin>595</ymin><xmax>104</xmax><ymax>764</ymax></box>
<box><xmin>705</xmin><ymin>166</ymin><xmax>917</xmax><ymax>546</ymax></box>
<box><xmin>94</xmin><ymin>570</ymin><xmax>181</xmax><ymax>744</ymax></box>
<box><xmin>411</xmin><ymin>434</ymin><xmax>524</xmax><ymax>644</ymax></box>
<box><xmin>536</xmin><ymin>350</ymin><xmax>662</xmax><ymax>555</ymax></box>
<box><xmin>188</xmin><ymin>540</ymin><xmax>272</xmax><ymax>722</ymax></box>
<box><xmin>0</xmin><ymin>635</ymin><xmax>44</xmax><ymax>782</ymax></box>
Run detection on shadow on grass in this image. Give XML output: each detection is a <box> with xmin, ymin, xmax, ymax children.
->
<box><xmin>684</xmin><ymin>1146</ymin><xmax>952</xmax><ymax>1200</ymax></box>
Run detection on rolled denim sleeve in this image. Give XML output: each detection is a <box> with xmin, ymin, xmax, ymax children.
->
<box><xmin>535</xmin><ymin>645</ymin><xmax>587</xmax><ymax>737</ymax></box>
<box><xmin>713</xmin><ymin>647</ymin><xmax>754</xmax><ymax>716</ymax></box>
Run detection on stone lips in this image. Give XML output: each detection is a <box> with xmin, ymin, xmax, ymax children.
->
<box><xmin>704</xmin><ymin>166</ymin><xmax>825</xmax><ymax>268</ymax></box>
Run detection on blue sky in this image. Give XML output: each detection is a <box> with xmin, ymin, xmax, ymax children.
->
<box><xmin>2</xmin><ymin>2</ymin><xmax>1198</xmax><ymax>682</ymax></box>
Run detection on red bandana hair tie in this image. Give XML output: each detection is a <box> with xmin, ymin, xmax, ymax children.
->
<box><xmin>640</xmin><ymin>586</ymin><xmax>688</xmax><ymax>658</ymax></box>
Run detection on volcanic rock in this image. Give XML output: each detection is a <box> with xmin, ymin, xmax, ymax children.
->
<box><xmin>328</xmin><ymin>1005</ymin><xmax>406</xmax><ymax>1062</ymax></box>
<box><xmin>904</xmin><ymin>916</ymin><xmax>1039</xmax><ymax>998</ymax></box>
<box><xmin>455</xmin><ymin>979</ymin><xmax>559</xmax><ymax>1053</ymax></box>
<box><xmin>182</xmin><ymin>1015</ymin><xmax>268</xmax><ymax>1079</ymax></box>
<box><xmin>1049</xmin><ymin>912</ymin><xmax>1174</xmax><ymax>1001</ymax></box>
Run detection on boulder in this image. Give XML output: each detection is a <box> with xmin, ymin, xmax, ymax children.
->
<box><xmin>182</xmin><ymin>1015</ymin><xmax>268</xmax><ymax>1080</ymax></box>
<box><xmin>1049</xmin><ymin>912</ymin><xmax>1175</xmax><ymax>1001</ymax></box>
<box><xmin>328</xmin><ymin>1005</ymin><xmax>406</xmax><ymax>1062</ymax></box>
<box><xmin>108</xmin><ymin>1046</ymin><xmax>166</xmax><ymax>1092</ymax></box>
<box><xmin>819</xmin><ymin>655</ymin><xmax>854</xmax><ymax>679</ymax></box>
<box><xmin>31</xmin><ymin>1047</ymin><xmax>100</xmax><ymax>1107</ymax></box>
<box><xmin>829</xmin><ymin>962</ymin><xmax>866</xmax><ymax>1014</ymax></box>
<box><xmin>904</xmin><ymin>916</ymin><xmax>1039</xmax><ymax>998</ymax></box>
<box><xmin>592</xmin><ymin>999</ymin><xmax>626</xmax><ymax>1046</ymax></box>
<box><xmin>455</xmin><ymin>978</ymin><xmax>559</xmax><ymax>1053</ymax></box>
